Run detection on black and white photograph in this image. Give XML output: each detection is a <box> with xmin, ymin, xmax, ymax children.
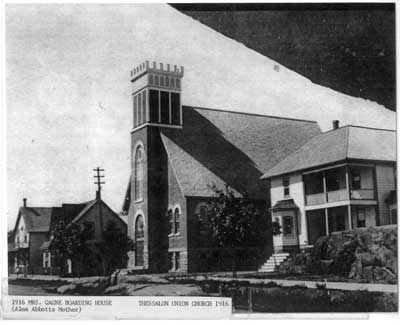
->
<box><xmin>1</xmin><ymin>2</ymin><xmax>398</xmax><ymax>318</ymax></box>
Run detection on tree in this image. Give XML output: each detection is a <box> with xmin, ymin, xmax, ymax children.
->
<box><xmin>200</xmin><ymin>185</ymin><xmax>265</xmax><ymax>277</ymax></box>
<box><xmin>272</xmin><ymin>217</ymin><xmax>282</xmax><ymax>236</ymax></box>
<box><xmin>94</xmin><ymin>221</ymin><xmax>134</xmax><ymax>275</ymax></box>
<box><xmin>51</xmin><ymin>220</ymin><xmax>91</xmax><ymax>277</ymax></box>
<box><xmin>52</xmin><ymin>220</ymin><xmax>134</xmax><ymax>276</ymax></box>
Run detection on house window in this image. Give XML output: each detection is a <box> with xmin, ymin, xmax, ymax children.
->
<box><xmin>175</xmin><ymin>252</ymin><xmax>180</xmax><ymax>270</ymax></box>
<box><xmin>160</xmin><ymin>76</ymin><xmax>164</xmax><ymax>87</ymax></box>
<box><xmin>168</xmin><ymin>209</ymin><xmax>174</xmax><ymax>234</ymax></box>
<box><xmin>165</xmin><ymin>77</ymin><xmax>169</xmax><ymax>87</ymax></box>
<box><xmin>283</xmin><ymin>177</ymin><xmax>290</xmax><ymax>198</ymax></box>
<box><xmin>357</xmin><ymin>209</ymin><xmax>366</xmax><ymax>228</ymax></box>
<box><xmin>170</xmin><ymin>78</ymin><xmax>175</xmax><ymax>88</ymax></box>
<box><xmin>176</xmin><ymin>78</ymin><xmax>180</xmax><ymax>89</ymax></box>
<box><xmin>155</xmin><ymin>75</ymin><xmax>159</xmax><ymax>86</ymax></box>
<box><xmin>149</xmin><ymin>74</ymin><xmax>154</xmax><ymax>85</ymax></box>
<box><xmin>174</xmin><ymin>208</ymin><xmax>180</xmax><ymax>234</ymax></box>
<box><xmin>283</xmin><ymin>216</ymin><xmax>294</xmax><ymax>235</ymax></box>
<box><xmin>24</xmin><ymin>235</ymin><xmax>27</xmax><ymax>243</ymax></box>
<box><xmin>351</xmin><ymin>168</ymin><xmax>361</xmax><ymax>190</ymax></box>
<box><xmin>134</xmin><ymin>146</ymin><xmax>144</xmax><ymax>201</ymax></box>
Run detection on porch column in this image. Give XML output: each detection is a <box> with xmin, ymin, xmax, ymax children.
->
<box><xmin>345</xmin><ymin>165</ymin><xmax>351</xmax><ymax>200</ymax></box>
<box><xmin>322</xmin><ymin>171</ymin><xmax>328</xmax><ymax>203</ymax></box>
<box><xmin>324</xmin><ymin>208</ymin><xmax>329</xmax><ymax>235</ymax></box>
<box><xmin>347</xmin><ymin>205</ymin><xmax>352</xmax><ymax>230</ymax></box>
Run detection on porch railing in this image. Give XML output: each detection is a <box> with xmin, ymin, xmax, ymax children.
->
<box><xmin>305</xmin><ymin>193</ymin><xmax>325</xmax><ymax>206</ymax></box>
<box><xmin>327</xmin><ymin>189</ymin><xmax>348</xmax><ymax>202</ymax></box>
<box><xmin>350</xmin><ymin>189</ymin><xmax>375</xmax><ymax>200</ymax></box>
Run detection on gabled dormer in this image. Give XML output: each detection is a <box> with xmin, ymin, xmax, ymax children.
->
<box><xmin>130</xmin><ymin>61</ymin><xmax>184</xmax><ymax>130</ymax></box>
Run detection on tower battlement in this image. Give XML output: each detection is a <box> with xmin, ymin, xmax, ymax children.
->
<box><xmin>131</xmin><ymin>61</ymin><xmax>184</xmax><ymax>81</ymax></box>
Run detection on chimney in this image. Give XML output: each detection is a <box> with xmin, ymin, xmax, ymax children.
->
<box><xmin>332</xmin><ymin>120</ymin><xmax>339</xmax><ymax>130</ymax></box>
<box><xmin>23</xmin><ymin>198</ymin><xmax>27</xmax><ymax>207</ymax></box>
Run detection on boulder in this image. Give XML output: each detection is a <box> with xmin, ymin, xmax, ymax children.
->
<box><xmin>357</xmin><ymin>252</ymin><xmax>377</xmax><ymax>267</ymax></box>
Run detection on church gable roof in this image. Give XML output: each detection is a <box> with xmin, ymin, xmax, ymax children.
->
<box><xmin>160</xmin><ymin>106</ymin><xmax>321</xmax><ymax>198</ymax></box>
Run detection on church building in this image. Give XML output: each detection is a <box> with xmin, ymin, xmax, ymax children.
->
<box><xmin>122</xmin><ymin>61</ymin><xmax>322</xmax><ymax>273</ymax></box>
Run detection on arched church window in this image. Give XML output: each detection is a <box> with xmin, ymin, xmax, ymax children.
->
<box><xmin>198</xmin><ymin>206</ymin><xmax>208</xmax><ymax>232</ymax></box>
<box><xmin>135</xmin><ymin>146</ymin><xmax>144</xmax><ymax>201</ymax></box>
<box><xmin>174</xmin><ymin>208</ymin><xmax>180</xmax><ymax>234</ymax></box>
<box><xmin>135</xmin><ymin>215</ymin><xmax>144</xmax><ymax>239</ymax></box>
<box><xmin>134</xmin><ymin>215</ymin><xmax>144</xmax><ymax>266</ymax></box>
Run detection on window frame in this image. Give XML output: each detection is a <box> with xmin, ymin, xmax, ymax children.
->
<box><xmin>198</xmin><ymin>205</ymin><xmax>209</xmax><ymax>233</ymax></box>
<box><xmin>134</xmin><ymin>145</ymin><xmax>144</xmax><ymax>202</ymax></box>
<box><xmin>174</xmin><ymin>208</ymin><xmax>180</xmax><ymax>234</ymax></box>
<box><xmin>283</xmin><ymin>176</ymin><xmax>290</xmax><ymax>198</ymax></box>
<box><xmin>282</xmin><ymin>215</ymin><xmax>294</xmax><ymax>236</ymax></box>
<box><xmin>174</xmin><ymin>252</ymin><xmax>180</xmax><ymax>271</ymax></box>
<box><xmin>134</xmin><ymin>215</ymin><xmax>145</xmax><ymax>240</ymax></box>
<box><xmin>356</xmin><ymin>208</ymin><xmax>366</xmax><ymax>228</ymax></box>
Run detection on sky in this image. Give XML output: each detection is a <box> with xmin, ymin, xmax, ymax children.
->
<box><xmin>5</xmin><ymin>4</ymin><xmax>396</xmax><ymax>229</ymax></box>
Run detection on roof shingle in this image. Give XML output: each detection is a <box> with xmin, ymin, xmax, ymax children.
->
<box><xmin>261</xmin><ymin>125</ymin><xmax>396</xmax><ymax>179</ymax></box>
<box><xmin>161</xmin><ymin>106</ymin><xmax>321</xmax><ymax>198</ymax></box>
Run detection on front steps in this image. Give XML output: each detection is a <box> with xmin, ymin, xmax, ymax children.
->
<box><xmin>258</xmin><ymin>252</ymin><xmax>290</xmax><ymax>273</ymax></box>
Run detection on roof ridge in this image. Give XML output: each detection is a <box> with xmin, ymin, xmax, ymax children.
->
<box><xmin>183</xmin><ymin>105</ymin><xmax>318</xmax><ymax>124</ymax></box>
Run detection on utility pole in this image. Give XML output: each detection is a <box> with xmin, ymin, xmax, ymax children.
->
<box><xmin>93</xmin><ymin>167</ymin><xmax>105</xmax><ymax>239</ymax></box>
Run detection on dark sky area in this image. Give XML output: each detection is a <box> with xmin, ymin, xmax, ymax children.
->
<box><xmin>171</xmin><ymin>3</ymin><xmax>395</xmax><ymax>111</ymax></box>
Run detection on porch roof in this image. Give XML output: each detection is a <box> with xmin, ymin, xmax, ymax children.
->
<box><xmin>261</xmin><ymin>125</ymin><xmax>396</xmax><ymax>179</ymax></box>
<box><xmin>271</xmin><ymin>199</ymin><xmax>299</xmax><ymax>212</ymax></box>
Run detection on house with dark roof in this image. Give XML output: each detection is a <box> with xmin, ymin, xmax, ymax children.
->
<box><xmin>260</xmin><ymin>122</ymin><xmax>396</xmax><ymax>266</ymax></box>
<box><xmin>122</xmin><ymin>61</ymin><xmax>321</xmax><ymax>273</ymax></box>
<box><xmin>9</xmin><ymin>195</ymin><xmax>126</xmax><ymax>276</ymax></box>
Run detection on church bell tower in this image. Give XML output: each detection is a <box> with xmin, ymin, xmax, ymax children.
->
<box><xmin>128</xmin><ymin>61</ymin><xmax>184</xmax><ymax>271</ymax></box>
<box><xmin>131</xmin><ymin>61</ymin><xmax>184</xmax><ymax>130</ymax></box>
